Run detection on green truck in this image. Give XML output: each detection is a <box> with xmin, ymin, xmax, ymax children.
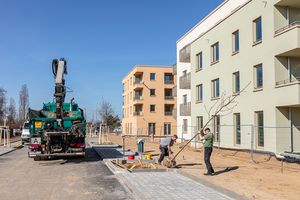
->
<box><xmin>27</xmin><ymin>59</ymin><xmax>86</xmax><ymax>160</ymax></box>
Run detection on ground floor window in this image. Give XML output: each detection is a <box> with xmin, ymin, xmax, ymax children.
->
<box><xmin>234</xmin><ymin>113</ymin><xmax>241</xmax><ymax>145</ymax></box>
<box><xmin>196</xmin><ymin>116</ymin><xmax>203</xmax><ymax>131</ymax></box>
<box><xmin>255</xmin><ymin>111</ymin><xmax>264</xmax><ymax>147</ymax></box>
<box><xmin>183</xmin><ymin>119</ymin><xmax>188</xmax><ymax>133</ymax></box>
<box><xmin>212</xmin><ymin>115</ymin><xmax>220</xmax><ymax>142</ymax></box>
<box><xmin>148</xmin><ymin>123</ymin><xmax>156</xmax><ymax>135</ymax></box>
<box><xmin>164</xmin><ymin>123</ymin><xmax>171</xmax><ymax>135</ymax></box>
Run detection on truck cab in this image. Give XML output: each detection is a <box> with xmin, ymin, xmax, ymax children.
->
<box><xmin>21</xmin><ymin>122</ymin><xmax>31</xmax><ymax>145</ymax></box>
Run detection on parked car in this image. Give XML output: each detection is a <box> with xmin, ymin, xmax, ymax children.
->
<box><xmin>21</xmin><ymin>122</ymin><xmax>30</xmax><ymax>145</ymax></box>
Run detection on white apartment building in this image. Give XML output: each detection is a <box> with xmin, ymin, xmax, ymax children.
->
<box><xmin>187</xmin><ymin>0</ymin><xmax>300</xmax><ymax>155</ymax></box>
<box><xmin>176</xmin><ymin>0</ymin><xmax>249</xmax><ymax>140</ymax></box>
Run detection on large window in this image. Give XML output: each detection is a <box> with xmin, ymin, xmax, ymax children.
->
<box><xmin>234</xmin><ymin>113</ymin><xmax>241</xmax><ymax>145</ymax></box>
<box><xmin>150</xmin><ymin>73</ymin><xmax>156</xmax><ymax>81</ymax></box>
<box><xmin>179</xmin><ymin>45</ymin><xmax>191</xmax><ymax>63</ymax></box>
<box><xmin>233</xmin><ymin>72</ymin><xmax>240</xmax><ymax>93</ymax></box>
<box><xmin>212</xmin><ymin>79</ymin><xmax>220</xmax><ymax>98</ymax></box>
<box><xmin>196</xmin><ymin>52</ymin><xmax>203</xmax><ymax>71</ymax></box>
<box><xmin>183</xmin><ymin>119</ymin><xmax>188</xmax><ymax>133</ymax></box>
<box><xmin>253</xmin><ymin>17</ymin><xmax>262</xmax><ymax>43</ymax></box>
<box><xmin>196</xmin><ymin>116</ymin><xmax>203</xmax><ymax>131</ymax></box>
<box><xmin>148</xmin><ymin>123</ymin><xmax>156</xmax><ymax>135</ymax></box>
<box><xmin>212</xmin><ymin>115</ymin><xmax>220</xmax><ymax>142</ymax></box>
<box><xmin>211</xmin><ymin>42</ymin><xmax>219</xmax><ymax>64</ymax></box>
<box><xmin>196</xmin><ymin>84</ymin><xmax>203</xmax><ymax>102</ymax></box>
<box><xmin>164</xmin><ymin>123</ymin><xmax>171</xmax><ymax>135</ymax></box>
<box><xmin>182</xmin><ymin>94</ymin><xmax>187</xmax><ymax>105</ymax></box>
<box><xmin>232</xmin><ymin>30</ymin><xmax>239</xmax><ymax>53</ymax></box>
<box><xmin>254</xmin><ymin>64</ymin><xmax>263</xmax><ymax>89</ymax></box>
<box><xmin>256</xmin><ymin>111</ymin><xmax>264</xmax><ymax>147</ymax></box>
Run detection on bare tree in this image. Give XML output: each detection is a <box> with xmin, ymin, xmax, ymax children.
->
<box><xmin>7</xmin><ymin>98</ymin><xmax>17</xmax><ymax>127</ymax></box>
<box><xmin>98</xmin><ymin>100</ymin><xmax>114</xmax><ymax>125</ymax></box>
<box><xmin>19</xmin><ymin>84</ymin><xmax>29</xmax><ymax>123</ymax></box>
<box><xmin>166</xmin><ymin>82</ymin><xmax>251</xmax><ymax>167</ymax></box>
<box><xmin>0</xmin><ymin>87</ymin><xmax>7</xmax><ymax>125</ymax></box>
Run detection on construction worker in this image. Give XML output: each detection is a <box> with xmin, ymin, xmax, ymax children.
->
<box><xmin>200</xmin><ymin>128</ymin><xmax>215</xmax><ymax>176</ymax></box>
<box><xmin>158</xmin><ymin>134</ymin><xmax>178</xmax><ymax>165</ymax></box>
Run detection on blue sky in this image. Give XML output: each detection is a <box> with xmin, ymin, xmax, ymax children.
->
<box><xmin>0</xmin><ymin>0</ymin><xmax>223</xmax><ymax>121</ymax></box>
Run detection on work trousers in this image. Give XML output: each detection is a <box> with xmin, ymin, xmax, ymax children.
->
<box><xmin>204</xmin><ymin>147</ymin><xmax>214</xmax><ymax>174</ymax></box>
<box><xmin>158</xmin><ymin>146</ymin><xmax>169</xmax><ymax>163</ymax></box>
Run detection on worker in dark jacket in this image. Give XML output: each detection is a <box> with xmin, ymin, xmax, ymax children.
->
<box><xmin>158</xmin><ymin>134</ymin><xmax>178</xmax><ymax>165</ymax></box>
<box><xmin>200</xmin><ymin>128</ymin><xmax>215</xmax><ymax>176</ymax></box>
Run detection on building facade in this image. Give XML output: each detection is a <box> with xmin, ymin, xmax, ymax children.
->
<box><xmin>122</xmin><ymin>66</ymin><xmax>177</xmax><ymax>136</ymax></box>
<box><xmin>176</xmin><ymin>0</ymin><xmax>249</xmax><ymax>141</ymax></box>
<box><xmin>186</xmin><ymin>0</ymin><xmax>300</xmax><ymax>154</ymax></box>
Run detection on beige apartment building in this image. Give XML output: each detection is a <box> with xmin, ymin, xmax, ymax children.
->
<box><xmin>178</xmin><ymin>0</ymin><xmax>300</xmax><ymax>155</ymax></box>
<box><xmin>122</xmin><ymin>66</ymin><xmax>177</xmax><ymax>136</ymax></box>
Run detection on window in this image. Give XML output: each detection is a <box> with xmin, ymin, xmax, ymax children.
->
<box><xmin>196</xmin><ymin>84</ymin><xmax>203</xmax><ymax>102</ymax></box>
<box><xmin>212</xmin><ymin>115</ymin><xmax>220</xmax><ymax>142</ymax></box>
<box><xmin>254</xmin><ymin>64</ymin><xmax>263</xmax><ymax>89</ymax></box>
<box><xmin>256</xmin><ymin>111</ymin><xmax>264</xmax><ymax>147</ymax></box>
<box><xmin>148</xmin><ymin>123</ymin><xmax>156</xmax><ymax>135</ymax></box>
<box><xmin>183</xmin><ymin>119</ymin><xmax>188</xmax><ymax>133</ymax></box>
<box><xmin>233</xmin><ymin>72</ymin><xmax>240</xmax><ymax>93</ymax></box>
<box><xmin>253</xmin><ymin>17</ymin><xmax>262</xmax><ymax>43</ymax></box>
<box><xmin>164</xmin><ymin>74</ymin><xmax>173</xmax><ymax>84</ymax></box>
<box><xmin>234</xmin><ymin>113</ymin><xmax>241</xmax><ymax>145</ymax></box>
<box><xmin>150</xmin><ymin>73</ymin><xmax>156</xmax><ymax>81</ymax></box>
<box><xmin>211</xmin><ymin>42</ymin><xmax>219</xmax><ymax>64</ymax></box>
<box><xmin>196</xmin><ymin>116</ymin><xmax>203</xmax><ymax>131</ymax></box>
<box><xmin>150</xmin><ymin>89</ymin><xmax>156</xmax><ymax>96</ymax></box>
<box><xmin>183</xmin><ymin>70</ymin><xmax>187</xmax><ymax>76</ymax></box>
<box><xmin>196</xmin><ymin>52</ymin><xmax>203</xmax><ymax>71</ymax></box>
<box><xmin>182</xmin><ymin>94</ymin><xmax>187</xmax><ymax>105</ymax></box>
<box><xmin>164</xmin><ymin>123</ymin><xmax>171</xmax><ymax>135</ymax></box>
<box><xmin>232</xmin><ymin>30</ymin><xmax>239</xmax><ymax>53</ymax></box>
<box><xmin>150</xmin><ymin>105</ymin><xmax>155</xmax><ymax>112</ymax></box>
<box><xmin>212</xmin><ymin>79</ymin><xmax>220</xmax><ymax>98</ymax></box>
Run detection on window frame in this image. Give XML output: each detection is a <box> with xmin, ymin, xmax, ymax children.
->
<box><xmin>253</xmin><ymin>17</ymin><xmax>262</xmax><ymax>44</ymax></box>
<box><xmin>150</xmin><ymin>73</ymin><xmax>156</xmax><ymax>81</ymax></box>
<box><xmin>211</xmin><ymin>78</ymin><xmax>220</xmax><ymax>99</ymax></box>
<box><xmin>255</xmin><ymin>111</ymin><xmax>264</xmax><ymax>148</ymax></box>
<box><xmin>150</xmin><ymin>89</ymin><xmax>156</xmax><ymax>96</ymax></box>
<box><xmin>150</xmin><ymin>104</ymin><xmax>156</xmax><ymax>113</ymax></box>
<box><xmin>233</xmin><ymin>71</ymin><xmax>240</xmax><ymax>94</ymax></box>
<box><xmin>254</xmin><ymin>64</ymin><xmax>263</xmax><ymax>89</ymax></box>
<box><xmin>196</xmin><ymin>52</ymin><xmax>203</xmax><ymax>71</ymax></box>
<box><xmin>234</xmin><ymin>113</ymin><xmax>241</xmax><ymax>145</ymax></box>
<box><xmin>211</xmin><ymin>42</ymin><xmax>220</xmax><ymax>64</ymax></box>
<box><xmin>196</xmin><ymin>84</ymin><xmax>203</xmax><ymax>103</ymax></box>
<box><xmin>232</xmin><ymin>30</ymin><xmax>240</xmax><ymax>54</ymax></box>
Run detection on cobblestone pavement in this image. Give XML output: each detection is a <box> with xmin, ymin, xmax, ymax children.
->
<box><xmin>120</xmin><ymin>171</ymin><xmax>235</xmax><ymax>200</ymax></box>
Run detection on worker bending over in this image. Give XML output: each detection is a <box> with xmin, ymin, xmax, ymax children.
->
<box><xmin>158</xmin><ymin>134</ymin><xmax>178</xmax><ymax>165</ymax></box>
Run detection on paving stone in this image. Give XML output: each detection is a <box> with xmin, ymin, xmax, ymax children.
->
<box><xmin>119</xmin><ymin>171</ymin><xmax>235</xmax><ymax>200</ymax></box>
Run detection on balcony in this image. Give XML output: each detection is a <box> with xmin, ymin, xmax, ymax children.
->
<box><xmin>275</xmin><ymin>21</ymin><xmax>300</xmax><ymax>35</ymax></box>
<box><xmin>180</xmin><ymin>102</ymin><xmax>191</xmax><ymax>116</ymax></box>
<box><xmin>173</xmin><ymin>64</ymin><xmax>177</xmax><ymax>75</ymax></box>
<box><xmin>275</xmin><ymin>0</ymin><xmax>300</xmax><ymax>8</ymax></box>
<box><xmin>164</xmin><ymin>80</ymin><xmax>174</xmax><ymax>84</ymax></box>
<box><xmin>133</xmin><ymin>111</ymin><xmax>143</xmax><ymax>116</ymax></box>
<box><xmin>165</xmin><ymin>111</ymin><xmax>173</xmax><ymax>116</ymax></box>
<box><xmin>164</xmin><ymin>95</ymin><xmax>174</xmax><ymax>100</ymax></box>
<box><xmin>133</xmin><ymin>96</ymin><xmax>143</xmax><ymax>104</ymax></box>
<box><xmin>274</xmin><ymin>23</ymin><xmax>300</xmax><ymax>57</ymax></box>
<box><xmin>172</xmin><ymin>86</ymin><xmax>177</xmax><ymax>97</ymax></box>
<box><xmin>179</xmin><ymin>73</ymin><xmax>191</xmax><ymax>89</ymax></box>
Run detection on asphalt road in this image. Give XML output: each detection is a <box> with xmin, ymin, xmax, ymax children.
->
<box><xmin>0</xmin><ymin>147</ymin><xmax>133</xmax><ymax>200</ymax></box>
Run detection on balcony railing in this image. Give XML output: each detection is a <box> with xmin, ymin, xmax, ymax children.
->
<box><xmin>173</xmin><ymin>64</ymin><xmax>177</xmax><ymax>74</ymax></box>
<box><xmin>275</xmin><ymin>21</ymin><xmax>300</xmax><ymax>35</ymax></box>
<box><xmin>164</xmin><ymin>96</ymin><xmax>174</xmax><ymax>100</ymax></box>
<box><xmin>165</xmin><ymin>111</ymin><xmax>173</xmax><ymax>116</ymax></box>
<box><xmin>180</xmin><ymin>102</ymin><xmax>191</xmax><ymax>116</ymax></box>
<box><xmin>134</xmin><ymin>96</ymin><xmax>142</xmax><ymax>100</ymax></box>
<box><xmin>133</xmin><ymin>112</ymin><xmax>143</xmax><ymax>116</ymax></box>
<box><xmin>164</xmin><ymin>79</ymin><xmax>174</xmax><ymax>84</ymax></box>
<box><xmin>134</xmin><ymin>80</ymin><xmax>142</xmax><ymax>85</ymax></box>
<box><xmin>276</xmin><ymin>77</ymin><xmax>300</xmax><ymax>86</ymax></box>
<box><xmin>172</xmin><ymin>86</ymin><xmax>177</xmax><ymax>97</ymax></box>
<box><xmin>179</xmin><ymin>73</ymin><xmax>191</xmax><ymax>89</ymax></box>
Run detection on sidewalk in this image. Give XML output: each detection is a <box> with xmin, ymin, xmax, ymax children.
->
<box><xmin>0</xmin><ymin>141</ymin><xmax>22</xmax><ymax>156</ymax></box>
<box><xmin>87</xmin><ymin>136</ymin><xmax>241</xmax><ymax>200</ymax></box>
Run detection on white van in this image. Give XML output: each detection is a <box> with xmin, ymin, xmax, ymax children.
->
<box><xmin>21</xmin><ymin>122</ymin><xmax>30</xmax><ymax>145</ymax></box>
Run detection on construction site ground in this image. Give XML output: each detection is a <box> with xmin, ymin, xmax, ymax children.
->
<box><xmin>105</xmin><ymin>134</ymin><xmax>300</xmax><ymax>200</ymax></box>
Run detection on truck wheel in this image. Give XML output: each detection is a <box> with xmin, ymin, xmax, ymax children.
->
<box><xmin>34</xmin><ymin>157</ymin><xmax>41</xmax><ymax>161</ymax></box>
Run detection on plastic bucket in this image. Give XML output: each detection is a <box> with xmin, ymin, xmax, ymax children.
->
<box><xmin>128</xmin><ymin>155</ymin><xmax>135</xmax><ymax>160</ymax></box>
<box><xmin>145</xmin><ymin>154</ymin><xmax>152</xmax><ymax>160</ymax></box>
